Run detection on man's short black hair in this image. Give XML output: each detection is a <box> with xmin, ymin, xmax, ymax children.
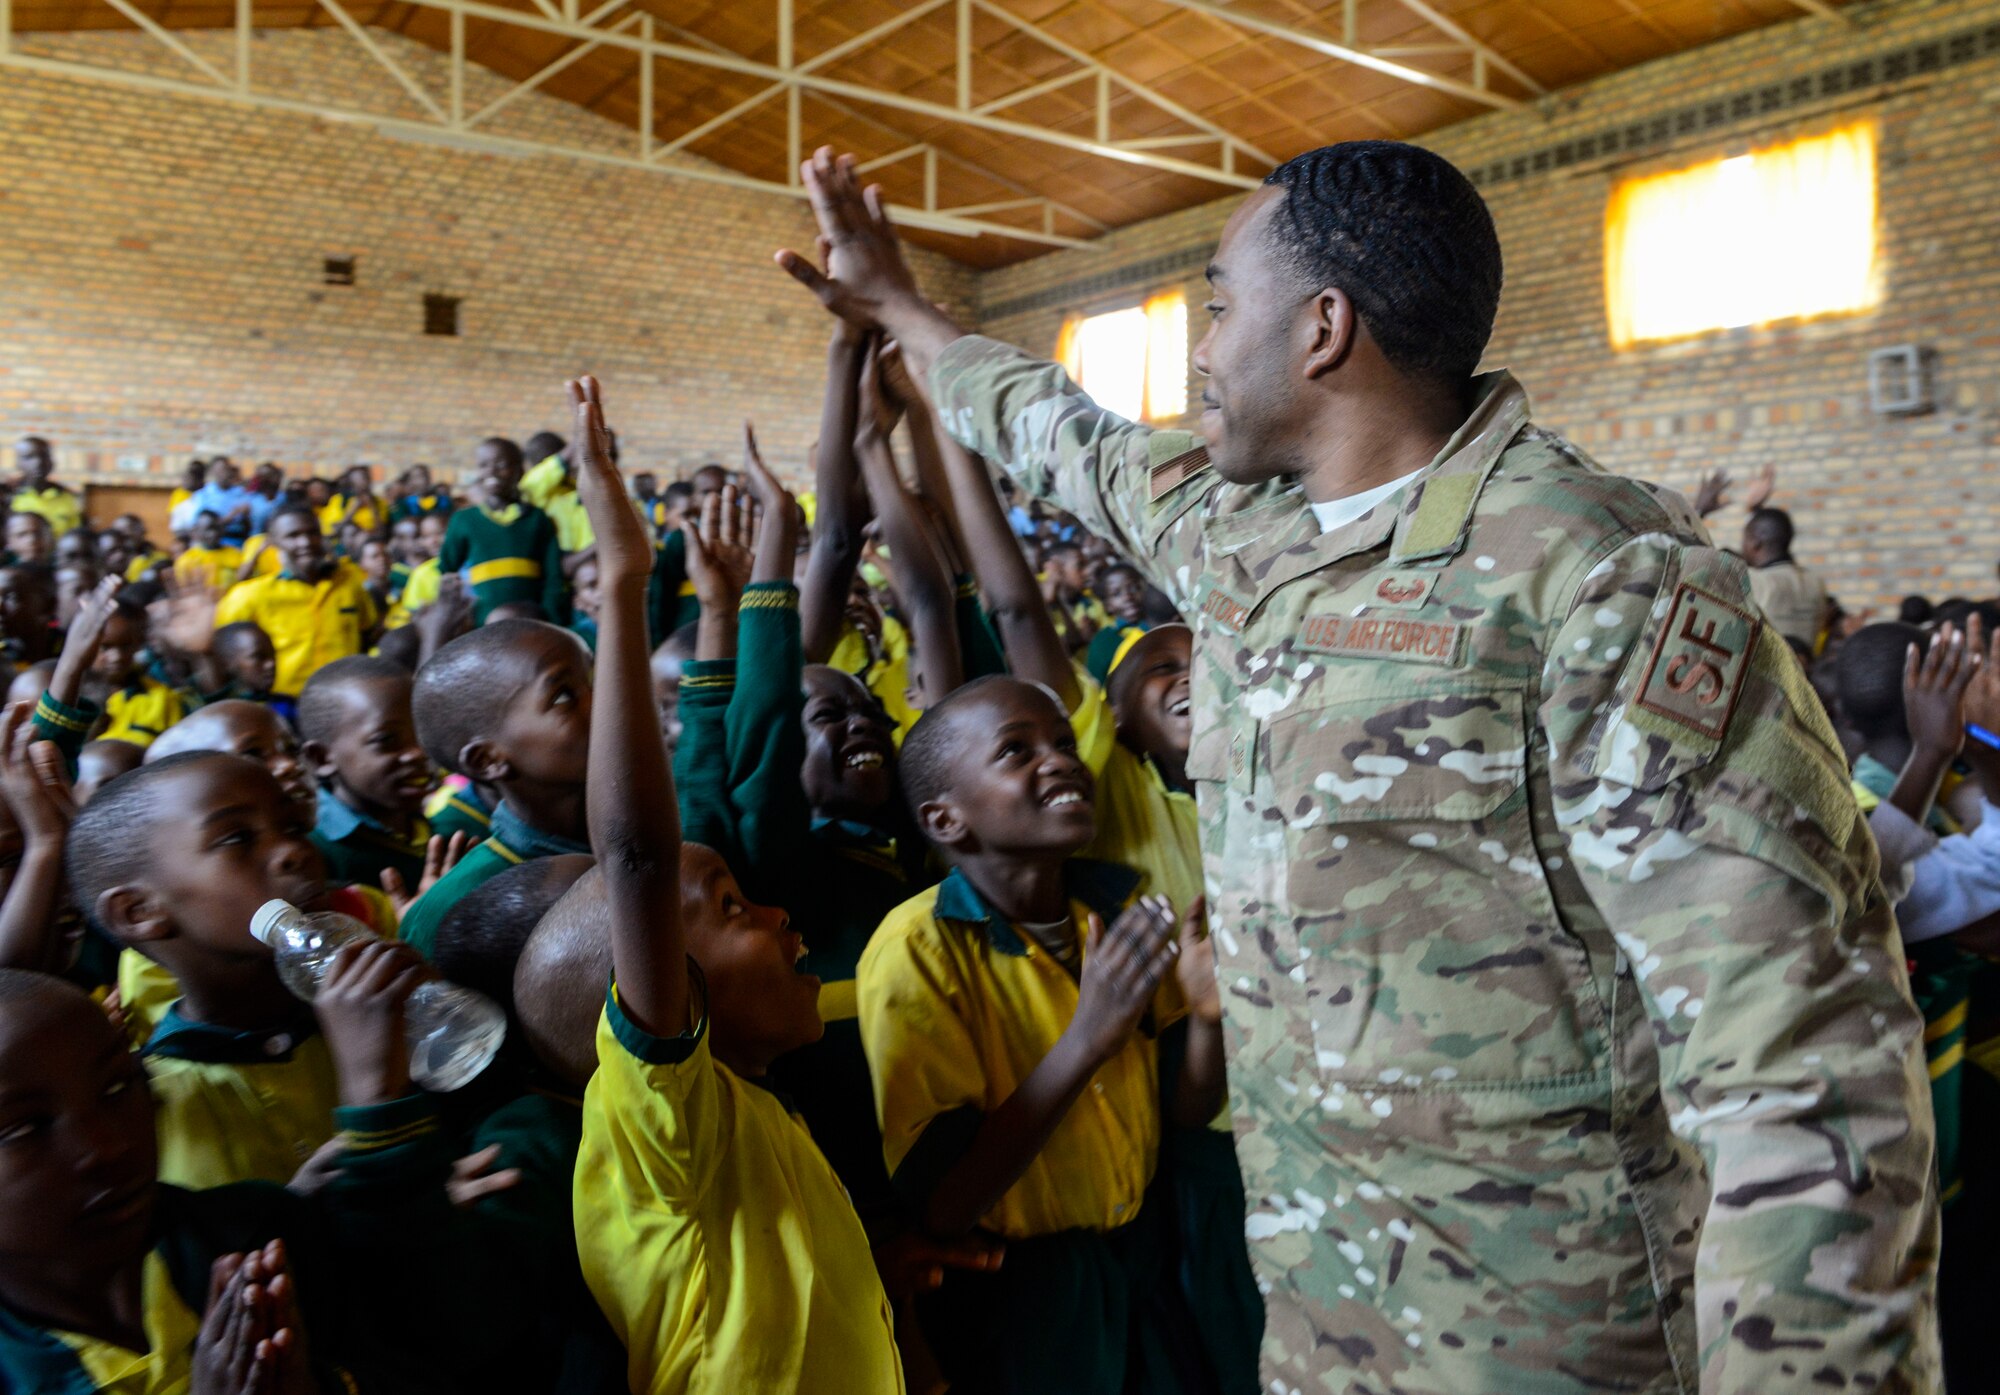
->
<box><xmin>1899</xmin><ymin>595</ymin><xmax>1935</xmax><ymax>626</ymax></box>
<box><xmin>268</xmin><ymin>501</ymin><xmax>319</xmax><ymax>534</ymax></box>
<box><xmin>67</xmin><ymin>751</ymin><xmax>245</xmax><ymax>913</ymax></box>
<box><xmin>1747</xmin><ymin>507</ymin><xmax>1795</xmax><ymax>558</ymax></box>
<box><xmin>662</xmin><ymin>481</ymin><xmax>693</xmax><ymax>505</ymax></box>
<box><xmin>1836</xmin><ymin>622</ymin><xmax>1924</xmax><ymax>741</ymax></box>
<box><xmin>297</xmin><ymin>655</ymin><xmax>408</xmax><ymax>746</ymax></box>
<box><xmin>1261</xmin><ymin>140</ymin><xmax>1502</xmax><ymax>385</ymax></box>
<box><xmin>434</xmin><ymin>854</ymin><xmax>593</xmax><ymax>1021</ymax></box>
<box><xmin>413</xmin><ymin>618</ymin><xmax>574</xmax><ymax>772</ymax></box>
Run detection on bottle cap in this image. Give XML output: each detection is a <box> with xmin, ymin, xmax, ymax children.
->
<box><xmin>248</xmin><ymin>899</ymin><xmax>298</xmax><ymax>948</ymax></box>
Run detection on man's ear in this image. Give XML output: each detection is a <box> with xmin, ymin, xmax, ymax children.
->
<box><xmin>300</xmin><ymin>740</ymin><xmax>337</xmax><ymax>783</ymax></box>
<box><xmin>917</xmin><ymin>797</ymin><xmax>969</xmax><ymax>851</ymax></box>
<box><xmin>1300</xmin><ymin>287</ymin><xmax>1359</xmax><ymax>382</ymax></box>
<box><xmin>95</xmin><ymin>887</ymin><xmax>171</xmax><ymax>948</ymax></box>
<box><xmin>460</xmin><ymin>739</ymin><xmax>512</xmax><ymax>785</ymax></box>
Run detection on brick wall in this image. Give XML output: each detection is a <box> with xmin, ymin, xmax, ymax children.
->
<box><xmin>977</xmin><ymin>0</ymin><xmax>2000</xmax><ymax>613</ymax></box>
<box><xmin>0</xmin><ymin>28</ymin><xmax>975</xmax><ymax>490</ymax></box>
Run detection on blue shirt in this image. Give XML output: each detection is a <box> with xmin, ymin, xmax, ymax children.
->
<box><xmin>185</xmin><ymin>482</ymin><xmax>258</xmax><ymax>542</ymax></box>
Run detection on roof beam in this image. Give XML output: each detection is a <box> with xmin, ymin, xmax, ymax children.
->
<box><xmin>1150</xmin><ymin>0</ymin><xmax>1527</xmax><ymax>111</ymax></box>
<box><xmin>1784</xmin><ymin>0</ymin><xmax>1852</xmax><ymax>21</ymax></box>
<box><xmin>1380</xmin><ymin>0</ymin><xmax>1545</xmax><ymax>94</ymax></box>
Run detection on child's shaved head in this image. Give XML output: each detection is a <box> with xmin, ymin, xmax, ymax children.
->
<box><xmin>899</xmin><ymin>676</ymin><xmax>1094</xmax><ymax>856</ymax></box>
<box><xmin>74</xmin><ymin>739</ymin><xmax>142</xmax><ymax>805</ymax></box>
<box><xmin>436</xmin><ymin>853</ymin><xmax>594</xmax><ymax>1023</ymax></box>
<box><xmin>516</xmin><ymin>865</ymin><xmax>615</xmax><ymax>1089</ymax></box>
<box><xmin>413</xmin><ymin>619</ymin><xmax>591</xmax><ymax>777</ymax></box>
<box><xmin>297</xmin><ymin>655</ymin><xmax>410</xmax><ymax>747</ymax></box>
<box><xmin>147</xmin><ymin>700</ymin><xmax>313</xmax><ymax>815</ymax></box>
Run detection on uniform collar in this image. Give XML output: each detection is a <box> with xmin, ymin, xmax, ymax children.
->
<box><xmin>314</xmin><ymin>785</ymin><xmax>403</xmax><ymax>842</ymax></box>
<box><xmin>490</xmin><ymin>800</ymin><xmax>590</xmax><ymax>861</ymax></box>
<box><xmin>1209</xmin><ymin>370</ymin><xmax>1530</xmax><ymax>608</ymax></box>
<box><xmin>143</xmin><ymin>1002</ymin><xmax>316</xmax><ymax>1063</ymax></box>
<box><xmin>932</xmin><ymin>860</ymin><xmax>1142</xmax><ymax>957</ymax></box>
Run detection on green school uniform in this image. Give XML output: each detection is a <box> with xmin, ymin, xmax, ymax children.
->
<box><xmin>425</xmin><ymin>781</ymin><xmax>494</xmax><ymax>846</ymax></box>
<box><xmin>398</xmin><ymin>800</ymin><xmax>591</xmax><ymax>960</ymax></box>
<box><xmin>470</xmin><ymin>1090</ymin><xmax>626</xmax><ymax>1394</ymax></box>
<box><xmin>0</xmin><ymin>1093</ymin><xmax>534</xmax><ymax>1395</ymax></box>
<box><xmin>311</xmin><ymin>786</ymin><xmax>431</xmax><ymax>890</ymax></box>
<box><xmin>437</xmin><ymin>503</ymin><xmax>564</xmax><ymax>623</ymax></box>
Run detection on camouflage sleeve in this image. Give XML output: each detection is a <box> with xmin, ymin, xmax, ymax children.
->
<box><xmin>928</xmin><ymin>335</ymin><xmax>1212</xmax><ymax>608</ymax></box>
<box><xmin>1539</xmin><ymin>533</ymin><xmax>1940</xmax><ymax>1393</ymax></box>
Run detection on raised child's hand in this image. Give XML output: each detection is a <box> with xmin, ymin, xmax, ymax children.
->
<box><xmin>379</xmin><ymin>832</ymin><xmax>470</xmax><ymax>917</ymax></box>
<box><xmin>565</xmin><ymin>375</ymin><xmax>651</xmax><ymax>588</ymax></box>
<box><xmin>775</xmin><ymin>148</ymin><xmax>924</xmax><ymax>332</ymax></box>
<box><xmin>1069</xmin><ymin>894</ymin><xmax>1176</xmax><ymax>1066</ymax></box>
<box><xmin>684</xmin><ymin>484</ymin><xmax>756</xmax><ymax>612</ymax></box>
<box><xmin>0</xmin><ymin>701</ymin><xmax>74</xmax><ymax>847</ymax></box>
<box><xmin>1172</xmin><ymin>896</ymin><xmax>1221</xmax><ymax>1026</ymax></box>
<box><xmin>315</xmin><ymin>939</ymin><xmax>427</xmax><ymax>1108</ymax></box>
<box><xmin>1961</xmin><ymin>618</ymin><xmax>2000</xmax><ymax>786</ymax></box>
<box><xmin>1903</xmin><ymin>621</ymin><xmax>1979</xmax><ymax>763</ymax></box>
<box><xmin>740</xmin><ymin>423</ymin><xmax>798</xmax><ymax>587</ymax></box>
<box><xmin>50</xmin><ymin>575</ymin><xmax>123</xmax><ymax>706</ymax></box>
<box><xmin>159</xmin><ymin>579</ymin><xmax>224</xmax><ymax>657</ymax></box>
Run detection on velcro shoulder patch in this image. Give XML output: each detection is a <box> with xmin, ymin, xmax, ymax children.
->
<box><xmin>1148</xmin><ymin>431</ymin><xmax>1211</xmax><ymax>501</ymax></box>
<box><xmin>1635</xmin><ymin>582</ymin><xmax>1759</xmax><ymax>740</ymax></box>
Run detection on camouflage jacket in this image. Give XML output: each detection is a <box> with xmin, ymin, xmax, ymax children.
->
<box><xmin>932</xmin><ymin>336</ymin><xmax>1940</xmax><ymax>1395</ymax></box>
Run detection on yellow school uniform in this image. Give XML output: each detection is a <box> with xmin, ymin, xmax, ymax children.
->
<box><xmin>237</xmin><ymin>534</ymin><xmax>284</xmax><ymax>579</ymax></box>
<box><xmin>100</xmin><ymin>680</ymin><xmax>185</xmax><ymax>749</ymax></box>
<box><xmin>520</xmin><ymin>454</ymin><xmax>567</xmax><ymax>510</ymax></box>
<box><xmin>384</xmin><ymin>556</ymin><xmax>441</xmax><ymax>629</ymax></box>
<box><xmin>168</xmin><ymin>486</ymin><xmax>195</xmax><ymax>515</ymax></box>
<box><xmin>545</xmin><ymin>490</ymin><xmax>593</xmax><ymax>553</ymax></box>
<box><xmin>857</xmin><ymin>864</ymin><xmax>1182</xmax><ymax>1240</ymax></box>
<box><xmin>123</xmin><ymin>552</ymin><xmax>169</xmax><ymax>584</ymax></box>
<box><xmin>11</xmin><ymin>485</ymin><xmax>81</xmax><ymax>538</ymax></box>
<box><xmin>50</xmin><ymin>1250</ymin><xmax>202</xmax><ymax>1395</ymax></box>
<box><xmin>829</xmin><ymin>614</ymin><xmax>918</xmax><ymax>743</ymax></box>
<box><xmin>144</xmin><ymin>1009</ymin><xmax>340</xmax><ymax>1189</ymax></box>
<box><xmin>214</xmin><ymin>560</ymin><xmax>377</xmax><ymax>697</ymax></box>
<box><xmin>1069</xmin><ymin>672</ymin><xmax>1202</xmax><ymax>918</ymax></box>
<box><xmin>318</xmin><ymin>493</ymin><xmax>379</xmax><ymax>535</ymax></box>
<box><xmin>575</xmin><ymin>984</ymin><xmax>902</xmax><ymax>1395</ymax></box>
<box><xmin>172</xmin><ymin>544</ymin><xmax>243</xmax><ymax>591</ymax></box>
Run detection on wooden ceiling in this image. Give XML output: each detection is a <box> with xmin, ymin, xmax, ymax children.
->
<box><xmin>13</xmin><ymin>0</ymin><xmax>1836</xmax><ymax>266</ymax></box>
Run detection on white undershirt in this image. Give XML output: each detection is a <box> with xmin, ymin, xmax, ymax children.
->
<box><xmin>1307</xmin><ymin>468</ymin><xmax>1425</xmax><ymax>535</ymax></box>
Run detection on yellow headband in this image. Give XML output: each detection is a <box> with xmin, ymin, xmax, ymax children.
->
<box><xmin>1106</xmin><ymin>625</ymin><xmax>1149</xmax><ymax>677</ymax></box>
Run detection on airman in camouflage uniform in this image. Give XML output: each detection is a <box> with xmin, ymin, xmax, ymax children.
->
<box><xmin>778</xmin><ymin>141</ymin><xmax>1940</xmax><ymax>1395</ymax></box>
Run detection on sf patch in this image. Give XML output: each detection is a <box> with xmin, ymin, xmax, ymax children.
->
<box><xmin>1637</xmin><ymin>582</ymin><xmax>1758</xmax><ymax>740</ymax></box>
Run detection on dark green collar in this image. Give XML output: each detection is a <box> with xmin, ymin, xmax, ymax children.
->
<box><xmin>490</xmin><ymin>800</ymin><xmax>590</xmax><ymax>861</ymax></box>
<box><xmin>932</xmin><ymin>860</ymin><xmax>1141</xmax><ymax>957</ymax></box>
<box><xmin>144</xmin><ymin>1002</ymin><xmax>317</xmax><ymax>1063</ymax></box>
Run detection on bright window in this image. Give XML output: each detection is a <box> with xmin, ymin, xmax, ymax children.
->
<box><xmin>1604</xmin><ymin>122</ymin><xmax>1879</xmax><ymax>348</ymax></box>
<box><xmin>1057</xmin><ymin>291</ymin><xmax>1188</xmax><ymax>422</ymax></box>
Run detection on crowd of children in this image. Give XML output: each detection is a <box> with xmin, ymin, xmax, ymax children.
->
<box><xmin>0</xmin><ymin>313</ymin><xmax>1259</xmax><ymax>1394</ymax></box>
<box><xmin>1</xmin><ymin>205</ymin><xmax>1998</xmax><ymax>1395</ymax></box>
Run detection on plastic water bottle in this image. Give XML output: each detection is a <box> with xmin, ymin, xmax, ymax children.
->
<box><xmin>249</xmin><ymin>900</ymin><xmax>507</xmax><ymax>1093</ymax></box>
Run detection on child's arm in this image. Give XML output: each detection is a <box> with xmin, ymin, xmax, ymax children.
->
<box><xmin>919</xmin><ymin>895</ymin><xmax>1178</xmax><ymax>1237</ymax></box>
<box><xmin>157</xmin><ymin>581</ymin><xmax>228</xmax><ymax>699</ymax></box>
<box><xmin>0</xmin><ymin>703</ymin><xmax>75</xmax><ymax>972</ymax></box>
<box><xmin>921</xmin><ymin>376</ymin><xmax>1078</xmax><ymax>710</ymax></box>
<box><xmin>33</xmin><ymin>575</ymin><xmax>122</xmax><ymax>771</ymax></box>
<box><xmin>854</xmin><ymin>339</ymin><xmax>963</xmax><ymax>708</ymax></box>
<box><xmin>800</xmin><ymin>323</ymin><xmax>871</xmax><ymax>664</ymax></box>
<box><xmin>883</xmin><ymin>342</ymin><xmax>969</xmax><ymax>575</ymax></box>
<box><xmin>1167</xmin><ymin>898</ymin><xmax>1227</xmax><ymax>1128</ymax></box>
<box><xmin>685</xmin><ymin>485</ymin><xmax>753</xmax><ymax>663</ymax></box>
<box><xmin>1888</xmin><ymin>621</ymin><xmax>1980</xmax><ymax>825</ymax></box>
<box><xmin>569</xmin><ymin>375</ymin><xmax>689</xmax><ymax>1038</ymax></box>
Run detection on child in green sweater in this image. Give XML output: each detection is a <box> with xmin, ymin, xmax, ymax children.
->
<box><xmin>439</xmin><ymin>438</ymin><xmax>565</xmax><ymax>623</ymax></box>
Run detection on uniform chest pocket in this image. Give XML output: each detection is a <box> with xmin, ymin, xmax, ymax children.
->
<box><xmin>1266</xmin><ymin>684</ymin><xmax>1608</xmax><ymax>1086</ymax></box>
